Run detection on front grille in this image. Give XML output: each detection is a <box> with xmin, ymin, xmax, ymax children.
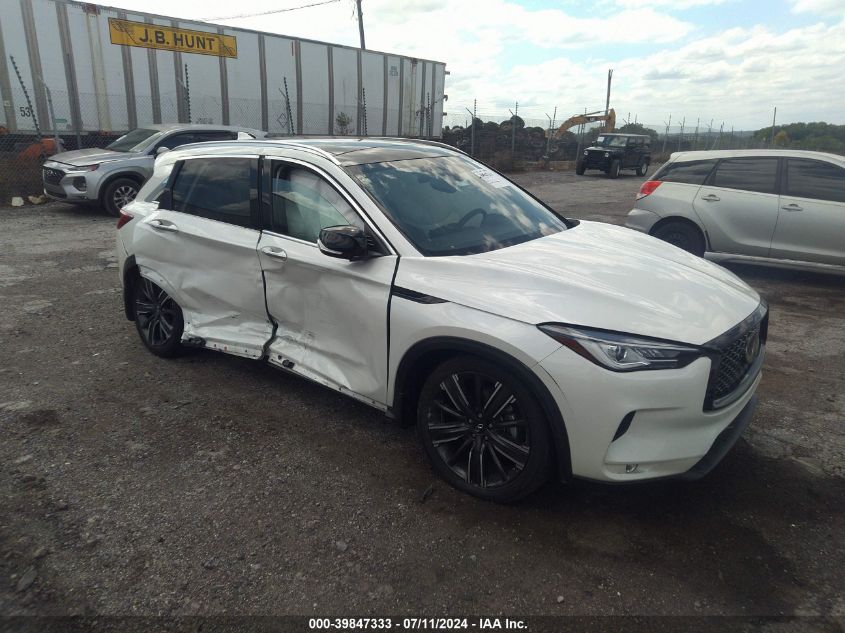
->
<box><xmin>43</xmin><ymin>167</ymin><xmax>64</xmax><ymax>186</ymax></box>
<box><xmin>712</xmin><ymin>325</ymin><xmax>761</xmax><ymax>401</ymax></box>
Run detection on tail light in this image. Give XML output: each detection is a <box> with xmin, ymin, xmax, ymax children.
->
<box><xmin>116</xmin><ymin>210</ymin><xmax>134</xmax><ymax>229</ymax></box>
<box><xmin>636</xmin><ymin>180</ymin><xmax>662</xmax><ymax>200</ymax></box>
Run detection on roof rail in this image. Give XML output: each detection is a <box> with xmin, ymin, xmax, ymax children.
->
<box><xmin>261</xmin><ymin>139</ymin><xmax>342</xmax><ymax>165</ymax></box>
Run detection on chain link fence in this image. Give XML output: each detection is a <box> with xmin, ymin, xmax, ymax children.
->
<box><xmin>5</xmin><ymin>88</ymin><xmax>844</xmax><ymax>202</ymax></box>
<box><xmin>440</xmin><ymin>102</ymin><xmax>845</xmax><ymax>172</ymax></box>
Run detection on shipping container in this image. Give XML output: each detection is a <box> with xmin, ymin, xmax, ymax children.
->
<box><xmin>0</xmin><ymin>0</ymin><xmax>447</xmax><ymax>138</ymax></box>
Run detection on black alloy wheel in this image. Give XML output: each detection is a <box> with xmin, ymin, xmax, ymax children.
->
<box><xmin>133</xmin><ymin>277</ymin><xmax>184</xmax><ymax>357</ymax></box>
<box><xmin>417</xmin><ymin>357</ymin><xmax>551</xmax><ymax>502</ymax></box>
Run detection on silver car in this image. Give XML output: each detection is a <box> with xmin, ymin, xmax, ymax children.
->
<box><xmin>42</xmin><ymin>124</ymin><xmax>265</xmax><ymax>216</ymax></box>
<box><xmin>626</xmin><ymin>149</ymin><xmax>845</xmax><ymax>271</ymax></box>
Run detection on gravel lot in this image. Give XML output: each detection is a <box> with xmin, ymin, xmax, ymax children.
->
<box><xmin>1</xmin><ymin>170</ymin><xmax>843</xmax><ymax>620</ymax></box>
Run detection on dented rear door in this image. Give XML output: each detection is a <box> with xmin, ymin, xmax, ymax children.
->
<box><xmin>133</xmin><ymin>155</ymin><xmax>272</xmax><ymax>358</ymax></box>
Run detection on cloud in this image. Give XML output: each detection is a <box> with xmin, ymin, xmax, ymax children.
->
<box><xmin>790</xmin><ymin>0</ymin><xmax>845</xmax><ymax>14</ymax></box>
<box><xmin>615</xmin><ymin>0</ymin><xmax>733</xmax><ymax>8</ymax></box>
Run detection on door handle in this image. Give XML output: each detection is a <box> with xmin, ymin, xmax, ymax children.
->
<box><xmin>260</xmin><ymin>246</ymin><xmax>287</xmax><ymax>261</ymax></box>
<box><xmin>700</xmin><ymin>194</ymin><xmax>720</xmax><ymax>202</ymax></box>
<box><xmin>781</xmin><ymin>203</ymin><xmax>803</xmax><ymax>212</ymax></box>
<box><xmin>148</xmin><ymin>219</ymin><xmax>179</xmax><ymax>232</ymax></box>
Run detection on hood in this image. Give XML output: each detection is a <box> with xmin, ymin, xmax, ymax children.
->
<box><xmin>586</xmin><ymin>145</ymin><xmax>621</xmax><ymax>152</ymax></box>
<box><xmin>395</xmin><ymin>221</ymin><xmax>761</xmax><ymax>345</ymax></box>
<box><xmin>48</xmin><ymin>148</ymin><xmax>137</xmax><ymax>166</ymax></box>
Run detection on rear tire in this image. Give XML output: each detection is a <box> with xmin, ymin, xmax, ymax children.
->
<box><xmin>652</xmin><ymin>220</ymin><xmax>706</xmax><ymax>257</ymax></box>
<box><xmin>636</xmin><ymin>160</ymin><xmax>650</xmax><ymax>177</ymax></box>
<box><xmin>416</xmin><ymin>356</ymin><xmax>552</xmax><ymax>503</ymax></box>
<box><xmin>133</xmin><ymin>277</ymin><xmax>184</xmax><ymax>358</ymax></box>
<box><xmin>102</xmin><ymin>177</ymin><xmax>139</xmax><ymax>217</ymax></box>
<box><xmin>608</xmin><ymin>159</ymin><xmax>621</xmax><ymax>179</ymax></box>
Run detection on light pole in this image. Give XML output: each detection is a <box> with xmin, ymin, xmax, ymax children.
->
<box><xmin>356</xmin><ymin>0</ymin><xmax>366</xmax><ymax>49</ymax></box>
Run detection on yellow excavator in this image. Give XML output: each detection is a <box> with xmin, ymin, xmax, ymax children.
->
<box><xmin>549</xmin><ymin>108</ymin><xmax>616</xmax><ymax>139</ymax></box>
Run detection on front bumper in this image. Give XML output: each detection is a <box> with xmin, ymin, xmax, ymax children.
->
<box><xmin>536</xmin><ymin>345</ymin><xmax>761</xmax><ymax>482</ymax></box>
<box><xmin>580</xmin><ymin>154</ymin><xmax>611</xmax><ymax>169</ymax></box>
<box><xmin>681</xmin><ymin>394</ymin><xmax>756</xmax><ymax>480</ymax></box>
<box><xmin>42</xmin><ymin>166</ymin><xmax>97</xmax><ymax>202</ymax></box>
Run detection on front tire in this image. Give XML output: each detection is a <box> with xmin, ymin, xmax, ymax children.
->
<box><xmin>652</xmin><ymin>220</ymin><xmax>706</xmax><ymax>257</ymax></box>
<box><xmin>133</xmin><ymin>277</ymin><xmax>184</xmax><ymax>357</ymax></box>
<box><xmin>575</xmin><ymin>162</ymin><xmax>586</xmax><ymax>175</ymax></box>
<box><xmin>417</xmin><ymin>356</ymin><xmax>552</xmax><ymax>502</ymax></box>
<box><xmin>102</xmin><ymin>177</ymin><xmax>139</xmax><ymax>217</ymax></box>
<box><xmin>636</xmin><ymin>160</ymin><xmax>650</xmax><ymax>177</ymax></box>
<box><xmin>608</xmin><ymin>159</ymin><xmax>621</xmax><ymax>179</ymax></box>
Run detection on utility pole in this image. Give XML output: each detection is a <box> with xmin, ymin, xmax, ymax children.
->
<box><xmin>508</xmin><ymin>101</ymin><xmax>518</xmax><ymax>161</ymax></box>
<box><xmin>465</xmin><ymin>101</ymin><xmax>476</xmax><ymax>157</ymax></box>
<box><xmin>605</xmin><ymin>69</ymin><xmax>613</xmax><ymax>115</ymax></box>
<box><xmin>661</xmin><ymin>114</ymin><xmax>671</xmax><ymax>156</ymax></box>
<box><xmin>356</xmin><ymin>0</ymin><xmax>366</xmax><ymax>50</ymax></box>
<box><xmin>769</xmin><ymin>106</ymin><xmax>777</xmax><ymax>147</ymax></box>
<box><xmin>677</xmin><ymin>117</ymin><xmax>685</xmax><ymax>152</ymax></box>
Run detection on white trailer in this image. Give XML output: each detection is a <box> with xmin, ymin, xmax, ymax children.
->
<box><xmin>0</xmin><ymin>0</ymin><xmax>447</xmax><ymax>138</ymax></box>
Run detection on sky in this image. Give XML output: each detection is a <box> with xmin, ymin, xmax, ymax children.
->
<box><xmin>100</xmin><ymin>0</ymin><xmax>845</xmax><ymax>131</ymax></box>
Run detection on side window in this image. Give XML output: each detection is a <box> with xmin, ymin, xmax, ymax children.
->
<box><xmin>785</xmin><ymin>159</ymin><xmax>845</xmax><ymax>203</ymax></box>
<box><xmin>710</xmin><ymin>158</ymin><xmax>778</xmax><ymax>194</ymax></box>
<box><xmin>157</xmin><ymin>133</ymin><xmax>196</xmax><ymax>151</ymax></box>
<box><xmin>270</xmin><ymin>163</ymin><xmax>364</xmax><ymax>242</ymax></box>
<box><xmin>654</xmin><ymin>160</ymin><xmax>717</xmax><ymax>185</ymax></box>
<box><xmin>193</xmin><ymin>131</ymin><xmax>238</xmax><ymax>142</ymax></box>
<box><xmin>170</xmin><ymin>157</ymin><xmax>257</xmax><ymax>228</ymax></box>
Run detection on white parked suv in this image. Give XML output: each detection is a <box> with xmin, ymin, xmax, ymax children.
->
<box><xmin>626</xmin><ymin>149</ymin><xmax>845</xmax><ymax>271</ymax></box>
<box><xmin>116</xmin><ymin>138</ymin><xmax>768</xmax><ymax>501</ymax></box>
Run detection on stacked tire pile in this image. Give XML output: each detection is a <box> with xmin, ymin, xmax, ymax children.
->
<box><xmin>441</xmin><ymin>117</ymin><xmax>579</xmax><ymax>170</ymax></box>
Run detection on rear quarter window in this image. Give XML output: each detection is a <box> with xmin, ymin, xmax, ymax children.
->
<box><xmin>653</xmin><ymin>159</ymin><xmax>717</xmax><ymax>185</ymax></box>
<box><xmin>785</xmin><ymin>159</ymin><xmax>845</xmax><ymax>203</ymax></box>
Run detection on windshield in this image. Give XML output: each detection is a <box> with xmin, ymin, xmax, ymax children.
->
<box><xmin>593</xmin><ymin>135</ymin><xmax>628</xmax><ymax>148</ymax></box>
<box><xmin>348</xmin><ymin>155</ymin><xmax>568</xmax><ymax>256</ymax></box>
<box><xmin>106</xmin><ymin>128</ymin><xmax>161</xmax><ymax>152</ymax></box>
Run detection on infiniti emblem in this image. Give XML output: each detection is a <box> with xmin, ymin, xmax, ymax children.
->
<box><xmin>745</xmin><ymin>331</ymin><xmax>761</xmax><ymax>363</ymax></box>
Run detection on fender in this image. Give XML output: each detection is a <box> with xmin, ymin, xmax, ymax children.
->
<box><xmin>392</xmin><ymin>336</ymin><xmax>572</xmax><ymax>481</ymax></box>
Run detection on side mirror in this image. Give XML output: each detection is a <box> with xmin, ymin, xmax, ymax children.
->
<box><xmin>318</xmin><ymin>225</ymin><xmax>369</xmax><ymax>260</ymax></box>
<box><xmin>156</xmin><ymin>146</ymin><xmax>170</xmax><ymax>156</ymax></box>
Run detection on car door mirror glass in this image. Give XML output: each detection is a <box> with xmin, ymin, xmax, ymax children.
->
<box><xmin>318</xmin><ymin>225</ymin><xmax>369</xmax><ymax>260</ymax></box>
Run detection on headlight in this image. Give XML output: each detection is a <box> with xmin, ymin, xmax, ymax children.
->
<box><xmin>538</xmin><ymin>324</ymin><xmax>701</xmax><ymax>371</ymax></box>
<box><xmin>604</xmin><ymin>152</ymin><xmax>610</xmax><ymax>158</ymax></box>
<box><xmin>583</xmin><ymin>150</ymin><xmax>588</xmax><ymax>155</ymax></box>
<box><xmin>64</xmin><ymin>164</ymin><xmax>99</xmax><ymax>173</ymax></box>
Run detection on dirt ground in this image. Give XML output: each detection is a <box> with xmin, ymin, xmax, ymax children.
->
<box><xmin>1</xmin><ymin>170</ymin><xmax>843</xmax><ymax>622</ymax></box>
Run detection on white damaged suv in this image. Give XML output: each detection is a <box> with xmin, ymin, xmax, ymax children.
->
<box><xmin>116</xmin><ymin>138</ymin><xmax>768</xmax><ymax>502</ymax></box>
